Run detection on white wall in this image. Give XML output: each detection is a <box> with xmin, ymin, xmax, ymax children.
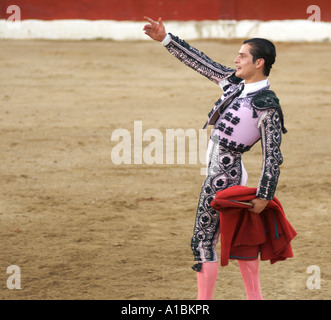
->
<box><xmin>0</xmin><ymin>19</ymin><xmax>330</xmax><ymax>42</ymax></box>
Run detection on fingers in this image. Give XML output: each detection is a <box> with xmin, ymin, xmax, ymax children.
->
<box><xmin>144</xmin><ymin>16</ymin><xmax>157</xmax><ymax>25</ymax></box>
<box><xmin>158</xmin><ymin>17</ymin><xmax>164</xmax><ymax>27</ymax></box>
<box><xmin>248</xmin><ymin>198</ymin><xmax>269</xmax><ymax>214</ymax></box>
<box><xmin>143</xmin><ymin>16</ymin><xmax>157</xmax><ymax>33</ymax></box>
<box><xmin>143</xmin><ymin>16</ymin><xmax>166</xmax><ymax>41</ymax></box>
<box><xmin>248</xmin><ymin>199</ymin><xmax>259</xmax><ymax>213</ymax></box>
<box><xmin>144</xmin><ymin>16</ymin><xmax>164</xmax><ymax>27</ymax></box>
<box><xmin>248</xmin><ymin>208</ymin><xmax>259</xmax><ymax>214</ymax></box>
<box><xmin>143</xmin><ymin>24</ymin><xmax>152</xmax><ymax>31</ymax></box>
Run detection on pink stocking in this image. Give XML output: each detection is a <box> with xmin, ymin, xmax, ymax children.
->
<box><xmin>197</xmin><ymin>262</ymin><xmax>219</xmax><ymax>300</ymax></box>
<box><xmin>237</xmin><ymin>258</ymin><xmax>263</xmax><ymax>300</ymax></box>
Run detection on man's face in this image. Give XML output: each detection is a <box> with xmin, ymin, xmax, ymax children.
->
<box><xmin>234</xmin><ymin>43</ymin><xmax>264</xmax><ymax>83</ymax></box>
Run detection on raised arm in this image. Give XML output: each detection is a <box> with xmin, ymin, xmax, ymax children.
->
<box><xmin>143</xmin><ymin>16</ymin><xmax>236</xmax><ymax>85</ymax></box>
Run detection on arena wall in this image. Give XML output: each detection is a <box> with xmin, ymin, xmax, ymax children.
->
<box><xmin>0</xmin><ymin>0</ymin><xmax>330</xmax><ymax>41</ymax></box>
<box><xmin>1</xmin><ymin>0</ymin><xmax>331</xmax><ymax>21</ymax></box>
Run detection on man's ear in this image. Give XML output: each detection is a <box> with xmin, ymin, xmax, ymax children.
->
<box><xmin>256</xmin><ymin>58</ymin><xmax>265</xmax><ymax>70</ymax></box>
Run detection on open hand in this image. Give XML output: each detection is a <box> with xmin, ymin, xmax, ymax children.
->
<box><xmin>143</xmin><ymin>16</ymin><xmax>167</xmax><ymax>42</ymax></box>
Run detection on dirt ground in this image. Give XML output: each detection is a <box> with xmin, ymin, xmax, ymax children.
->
<box><xmin>0</xmin><ymin>37</ymin><xmax>330</xmax><ymax>300</ymax></box>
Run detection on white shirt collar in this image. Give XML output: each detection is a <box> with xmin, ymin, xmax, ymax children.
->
<box><xmin>240</xmin><ymin>79</ymin><xmax>269</xmax><ymax>97</ymax></box>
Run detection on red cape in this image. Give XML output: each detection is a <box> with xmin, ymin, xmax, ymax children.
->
<box><xmin>210</xmin><ymin>185</ymin><xmax>297</xmax><ymax>266</ymax></box>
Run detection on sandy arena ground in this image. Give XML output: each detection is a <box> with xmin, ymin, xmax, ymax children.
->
<box><xmin>0</xmin><ymin>37</ymin><xmax>330</xmax><ymax>300</ymax></box>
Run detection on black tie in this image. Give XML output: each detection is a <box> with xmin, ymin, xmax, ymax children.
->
<box><xmin>203</xmin><ymin>82</ymin><xmax>244</xmax><ymax>129</ymax></box>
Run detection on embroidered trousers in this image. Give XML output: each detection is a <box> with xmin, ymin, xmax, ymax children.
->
<box><xmin>191</xmin><ymin>139</ymin><xmax>246</xmax><ymax>263</ymax></box>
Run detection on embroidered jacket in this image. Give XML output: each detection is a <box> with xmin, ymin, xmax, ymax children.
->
<box><xmin>163</xmin><ymin>33</ymin><xmax>286</xmax><ymax>200</ymax></box>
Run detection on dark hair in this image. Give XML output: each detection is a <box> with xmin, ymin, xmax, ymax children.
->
<box><xmin>243</xmin><ymin>38</ymin><xmax>276</xmax><ymax>76</ymax></box>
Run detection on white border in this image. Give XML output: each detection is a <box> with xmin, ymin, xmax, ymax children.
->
<box><xmin>0</xmin><ymin>19</ymin><xmax>330</xmax><ymax>41</ymax></box>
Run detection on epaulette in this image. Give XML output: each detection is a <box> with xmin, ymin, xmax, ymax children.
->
<box><xmin>252</xmin><ymin>89</ymin><xmax>287</xmax><ymax>134</ymax></box>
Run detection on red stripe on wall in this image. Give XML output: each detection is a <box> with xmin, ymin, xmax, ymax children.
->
<box><xmin>1</xmin><ymin>0</ymin><xmax>330</xmax><ymax>21</ymax></box>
